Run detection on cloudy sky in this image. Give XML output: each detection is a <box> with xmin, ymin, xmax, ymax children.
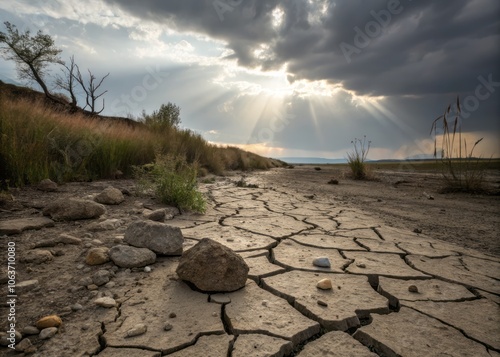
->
<box><xmin>1</xmin><ymin>0</ymin><xmax>499</xmax><ymax>160</ymax></box>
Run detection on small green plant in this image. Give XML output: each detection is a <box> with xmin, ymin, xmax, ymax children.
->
<box><xmin>134</xmin><ymin>154</ymin><xmax>206</xmax><ymax>213</ymax></box>
<box><xmin>346</xmin><ymin>136</ymin><xmax>371</xmax><ymax>180</ymax></box>
<box><xmin>430</xmin><ymin>97</ymin><xmax>488</xmax><ymax>193</ymax></box>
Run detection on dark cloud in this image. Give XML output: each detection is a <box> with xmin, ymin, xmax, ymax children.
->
<box><xmin>102</xmin><ymin>0</ymin><xmax>500</xmax><ymax>97</ymax></box>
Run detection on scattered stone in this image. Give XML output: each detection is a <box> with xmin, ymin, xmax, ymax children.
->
<box><xmin>92</xmin><ymin>270</ymin><xmax>111</xmax><ymax>286</ymax></box>
<box><xmin>109</xmin><ymin>245</ymin><xmax>156</xmax><ymax>268</ymax></box>
<box><xmin>95</xmin><ymin>187</ymin><xmax>125</xmax><ymax>205</ymax></box>
<box><xmin>87</xmin><ymin>284</ymin><xmax>99</xmax><ymax>291</ymax></box>
<box><xmin>86</xmin><ymin>247</ymin><xmax>110</xmax><ymax>265</ymax></box>
<box><xmin>408</xmin><ymin>285</ymin><xmax>419</xmax><ymax>293</ymax></box>
<box><xmin>22</xmin><ymin>326</ymin><xmax>40</xmax><ymax>335</ymax></box>
<box><xmin>316</xmin><ymin>278</ymin><xmax>333</xmax><ymax>290</ymax></box>
<box><xmin>144</xmin><ymin>266</ymin><xmax>152</xmax><ymax>273</ymax></box>
<box><xmin>357</xmin><ymin>263</ymin><xmax>367</xmax><ymax>269</ymax></box>
<box><xmin>36</xmin><ymin>315</ymin><xmax>62</xmax><ymax>329</ymax></box>
<box><xmin>0</xmin><ymin>217</ymin><xmax>54</xmax><ymax>236</ymax></box>
<box><xmin>145</xmin><ymin>209</ymin><xmax>167</xmax><ymax>222</ymax></box>
<box><xmin>39</xmin><ymin>327</ymin><xmax>58</xmax><ymax>340</ymax></box>
<box><xmin>20</xmin><ymin>250</ymin><xmax>53</xmax><ymax>264</ymax></box>
<box><xmin>124</xmin><ymin>221</ymin><xmax>184</xmax><ymax>255</ymax></box>
<box><xmin>413</xmin><ymin>228</ymin><xmax>422</xmax><ymax>234</ymax></box>
<box><xmin>126</xmin><ymin>324</ymin><xmax>147</xmax><ymax>337</ymax></box>
<box><xmin>210</xmin><ymin>294</ymin><xmax>231</xmax><ymax>304</ymax></box>
<box><xmin>90</xmin><ymin>219</ymin><xmax>123</xmax><ymax>231</ymax></box>
<box><xmin>79</xmin><ymin>277</ymin><xmax>93</xmax><ymax>287</ymax></box>
<box><xmin>169</xmin><ymin>312</ymin><xmax>177</xmax><ymax>318</ymax></box>
<box><xmin>105</xmin><ymin>281</ymin><xmax>116</xmax><ymax>289</ymax></box>
<box><xmin>15</xmin><ymin>338</ymin><xmax>33</xmax><ymax>352</ymax></box>
<box><xmin>328</xmin><ymin>179</ymin><xmax>339</xmax><ymax>185</ymax></box>
<box><xmin>43</xmin><ymin>198</ymin><xmax>106</xmax><ymax>221</ymax></box>
<box><xmin>312</xmin><ymin>257</ymin><xmax>331</xmax><ymax>268</ymax></box>
<box><xmin>176</xmin><ymin>238</ymin><xmax>249</xmax><ymax>292</ymax></box>
<box><xmin>16</xmin><ymin>279</ymin><xmax>39</xmax><ymax>293</ymax></box>
<box><xmin>71</xmin><ymin>303</ymin><xmax>83</xmax><ymax>311</ymax></box>
<box><xmin>317</xmin><ymin>300</ymin><xmax>328</xmax><ymax>307</ymax></box>
<box><xmin>95</xmin><ymin>297</ymin><xmax>117</xmax><ymax>308</ymax></box>
<box><xmin>37</xmin><ymin>179</ymin><xmax>58</xmax><ymax>192</ymax></box>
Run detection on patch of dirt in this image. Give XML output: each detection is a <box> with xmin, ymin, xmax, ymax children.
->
<box><xmin>252</xmin><ymin>166</ymin><xmax>500</xmax><ymax>257</ymax></box>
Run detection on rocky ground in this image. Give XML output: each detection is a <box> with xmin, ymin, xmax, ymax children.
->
<box><xmin>0</xmin><ymin>166</ymin><xmax>499</xmax><ymax>356</ymax></box>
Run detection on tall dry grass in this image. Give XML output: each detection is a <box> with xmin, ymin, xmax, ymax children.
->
<box><xmin>430</xmin><ymin>97</ymin><xmax>489</xmax><ymax>193</ymax></box>
<box><xmin>0</xmin><ymin>96</ymin><xmax>279</xmax><ymax>188</ymax></box>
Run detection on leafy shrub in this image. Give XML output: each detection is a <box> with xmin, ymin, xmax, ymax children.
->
<box><xmin>134</xmin><ymin>154</ymin><xmax>206</xmax><ymax>213</ymax></box>
<box><xmin>347</xmin><ymin>136</ymin><xmax>371</xmax><ymax>180</ymax></box>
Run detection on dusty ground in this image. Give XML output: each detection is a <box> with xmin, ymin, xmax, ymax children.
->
<box><xmin>250</xmin><ymin>165</ymin><xmax>500</xmax><ymax>257</ymax></box>
<box><xmin>0</xmin><ymin>165</ymin><xmax>498</xmax><ymax>356</ymax></box>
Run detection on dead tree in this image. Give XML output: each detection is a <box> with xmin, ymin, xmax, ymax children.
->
<box><xmin>75</xmin><ymin>64</ymin><xmax>109</xmax><ymax>115</ymax></box>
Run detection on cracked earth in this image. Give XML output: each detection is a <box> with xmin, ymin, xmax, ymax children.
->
<box><xmin>0</xmin><ymin>166</ymin><xmax>499</xmax><ymax>356</ymax></box>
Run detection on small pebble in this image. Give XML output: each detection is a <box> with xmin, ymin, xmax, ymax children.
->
<box><xmin>317</xmin><ymin>300</ymin><xmax>328</xmax><ymax>307</ymax></box>
<box><xmin>39</xmin><ymin>327</ymin><xmax>58</xmax><ymax>340</ymax></box>
<box><xmin>316</xmin><ymin>278</ymin><xmax>333</xmax><ymax>290</ymax></box>
<box><xmin>36</xmin><ymin>315</ymin><xmax>62</xmax><ymax>329</ymax></box>
<box><xmin>356</xmin><ymin>263</ymin><xmax>366</xmax><ymax>269</ymax></box>
<box><xmin>94</xmin><ymin>297</ymin><xmax>117</xmax><ymax>308</ymax></box>
<box><xmin>22</xmin><ymin>326</ymin><xmax>39</xmax><ymax>335</ymax></box>
<box><xmin>169</xmin><ymin>312</ymin><xmax>177</xmax><ymax>318</ymax></box>
<box><xmin>408</xmin><ymin>285</ymin><xmax>419</xmax><ymax>293</ymax></box>
<box><xmin>71</xmin><ymin>303</ymin><xmax>83</xmax><ymax>311</ymax></box>
<box><xmin>164</xmin><ymin>323</ymin><xmax>173</xmax><ymax>331</ymax></box>
<box><xmin>312</xmin><ymin>257</ymin><xmax>331</xmax><ymax>268</ymax></box>
<box><xmin>144</xmin><ymin>266</ymin><xmax>152</xmax><ymax>273</ymax></box>
<box><xmin>126</xmin><ymin>324</ymin><xmax>147</xmax><ymax>337</ymax></box>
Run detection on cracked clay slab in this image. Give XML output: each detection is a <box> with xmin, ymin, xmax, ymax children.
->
<box><xmin>224</xmin><ymin>280</ymin><xmax>320</xmax><ymax>346</ymax></box>
<box><xmin>403</xmin><ymin>299</ymin><xmax>500</xmax><ymax>350</ymax></box>
<box><xmin>104</xmin><ymin>263</ymin><xmax>224</xmax><ymax>354</ymax></box>
<box><xmin>182</xmin><ymin>222</ymin><xmax>276</xmax><ymax>252</ymax></box>
<box><xmin>273</xmin><ymin>239</ymin><xmax>351</xmax><ymax>272</ymax></box>
<box><xmin>406</xmin><ymin>255</ymin><xmax>500</xmax><ymax>294</ymax></box>
<box><xmin>167</xmin><ymin>334</ymin><xmax>233</xmax><ymax>357</ymax></box>
<box><xmin>291</xmin><ymin>232</ymin><xmax>365</xmax><ymax>251</ymax></box>
<box><xmin>378</xmin><ymin>277</ymin><xmax>476</xmax><ymax>307</ymax></box>
<box><xmin>344</xmin><ymin>251</ymin><xmax>430</xmax><ymax>281</ymax></box>
<box><xmin>354</xmin><ymin>307</ymin><xmax>492</xmax><ymax>357</ymax></box>
<box><xmin>232</xmin><ymin>334</ymin><xmax>293</xmax><ymax>357</ymax></box>
<box><xmin>299</xmin><ymin>331</ymin><xmax>379</xmax><ymax>357</ymax></box>
<box><xmin>262</xmin><ymin>271</ymin><xmax>389</xmax><ymax>331</ymax></box>
<box><xmin>224</xmin><ymin>215</ymin><xmax>313</xmax><ymax>238</ymax></box>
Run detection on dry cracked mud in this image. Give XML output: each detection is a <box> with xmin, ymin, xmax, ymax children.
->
<box><xmin>0</xmin><ymin>165</ymin><xmax>499</xmax><ymax>356</ymax></box>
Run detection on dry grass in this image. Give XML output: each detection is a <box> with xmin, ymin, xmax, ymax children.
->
<box><xmin>0</xmin><ymin>96</ymin><xmax>280</xmax><ymax>188</ymax></box>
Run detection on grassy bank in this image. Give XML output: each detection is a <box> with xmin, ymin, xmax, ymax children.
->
<box><xmin>0</xmin><ymin>97</ymin><xmax>281</xmax><ymax>187</ymax></box>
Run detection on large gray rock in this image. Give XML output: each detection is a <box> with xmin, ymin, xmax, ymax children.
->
<box><xmin>0</xmin><ymin>217</ymin><xmax>54</xmax><ymax>235</ymax></box>
<box><xmin>108</xmin><ymin>245</ymin><xmax>156</xmax><ymax>268</ymax></box>
<box><xmin>176</xmin><ymin>238</ymin><xmax>249</xmax><ymax>292</ymax></box>
<box><xmin>95</xmin><ymin>187</ymin><xmax>125</xmax><ymax>205</ymax></box>
<box><xmin>43</xmin><ymin>198</ymin><xmax>106</xmax><ymax>221</ymax></box>
<box><xmin>124</xmin><ymin>221</ymin><xmax>184</xmax><ymax>255</ymax></box>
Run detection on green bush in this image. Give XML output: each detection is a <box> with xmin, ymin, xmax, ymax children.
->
<box><xmin>347</xmin><ymin>136</ymin><xmax>371</xmax><ymax>180</ymax></box>
<box><xmin>134</xmin><ymin>154</ymin><xmax>206</xmax><ymax>213</ymax></box>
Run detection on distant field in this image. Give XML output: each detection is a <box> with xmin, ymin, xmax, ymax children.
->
<box><xmin>296</xmin><ymin>159</ymin><xmax>500</xmax><ymax>172</ymax></box>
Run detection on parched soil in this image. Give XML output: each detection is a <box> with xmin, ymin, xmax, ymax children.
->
<box><xmin>250</xmin><ymin>165</ymin><xmax>500</xmax><ymax>257</ymax></box>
